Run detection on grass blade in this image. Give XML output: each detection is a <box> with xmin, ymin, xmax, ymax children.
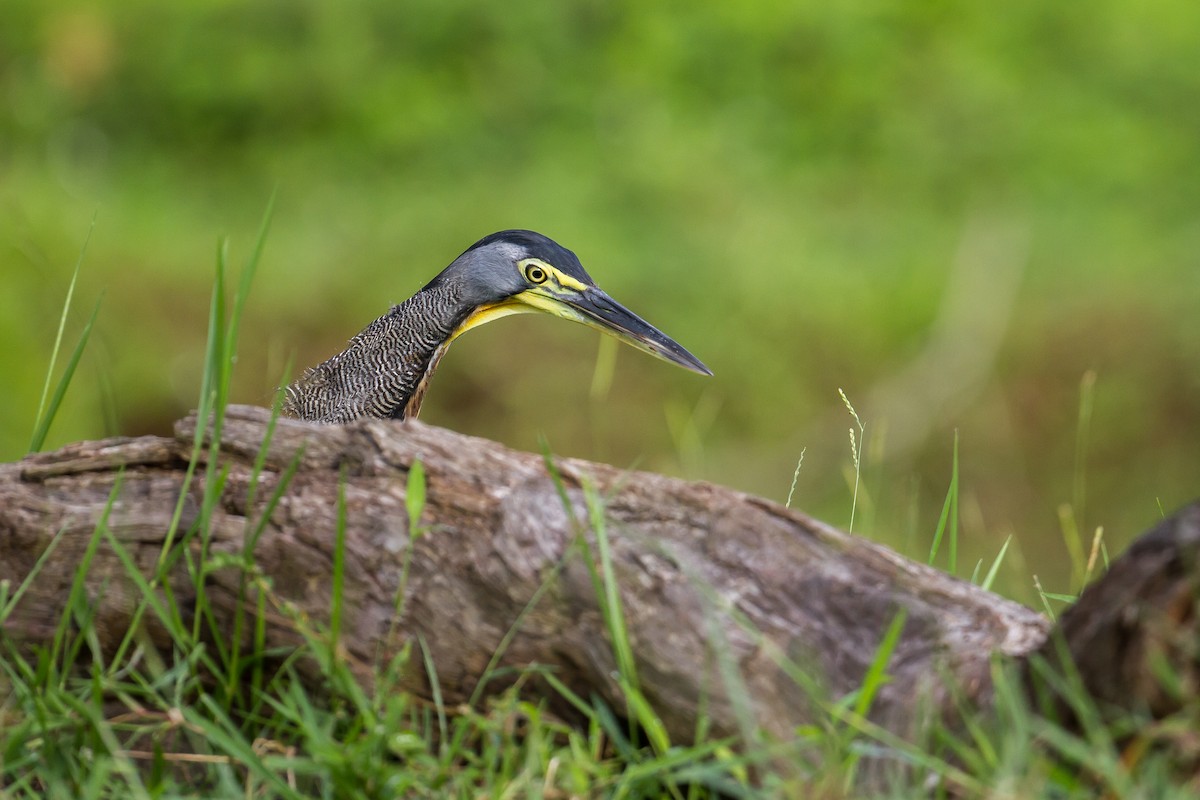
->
<box><xmin>30</xmin><ymin>215</ymin><xmax>95</xmax><ymax>451</ymax></box>
<box><xmin>980</xmin><ymin>535</ymin><xmax>1012</xmax><ymax>592</ymax></box>
<box><xmin>29</xmin><ymin>296</ymin><xmax>103</xmax><ymax>453</ymax></box>
<box><xmin>929</xmin><ymin>430</ymin><xmax>959</xmax><ymax>572</ymax></box>
<box><xmin>405</xmin><ymin>458</ymin><xmax>426</xmax><ymax>534</ymax></box>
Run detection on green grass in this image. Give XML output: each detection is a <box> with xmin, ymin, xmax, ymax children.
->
<box><xmin>2</xmin><ymin>229</ymin><xmax>1197</xmax><ymax>797</ymax></box>
<box><xmin>27</xmin><ymin>215</ymin><xmax>102</xmax><ymax>455</ymax></box>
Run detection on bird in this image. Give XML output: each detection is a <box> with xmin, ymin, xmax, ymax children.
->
<box><xmin>281</xmin><ymin>229</ymin><xmax>711</xmax><ymax>423</ymax></box>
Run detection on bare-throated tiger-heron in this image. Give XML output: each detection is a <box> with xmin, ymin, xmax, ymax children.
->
<box><xmin>282</xmin><ymin>230</ymin><xmax>711</xmax><ymax>423</ymax></box>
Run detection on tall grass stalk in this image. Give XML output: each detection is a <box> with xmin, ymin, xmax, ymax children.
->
<box><xmin>838</xmin><ymin>389</ymin><xmax>865</xmax><ymax>533</ymax></box>
<box><xmin>785</xmin><ymin>447</ymin><xmax>805</xmax><ymax>509</ymax></box>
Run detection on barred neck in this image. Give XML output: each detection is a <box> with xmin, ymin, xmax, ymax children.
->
<box><xmin>282</xmin><ymin>283</ymin><xmax>470</xmax><ymax>423</ymax></box>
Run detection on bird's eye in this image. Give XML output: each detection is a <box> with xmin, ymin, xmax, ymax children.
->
<box><xmin>524</xmin><ymin>263</ymin><xmax>549</xmax><ymax>284</ymax></box>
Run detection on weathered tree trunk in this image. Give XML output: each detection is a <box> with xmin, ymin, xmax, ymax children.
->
<box><xmin>0</xmin><ymin>405</ymin><xmax>1195</xmax><ymax>765</ymax></box>
<box><xmin>1024</xmin><ymin>504</ymin><xmax>1200</xmax><ymax>728</ymax></box>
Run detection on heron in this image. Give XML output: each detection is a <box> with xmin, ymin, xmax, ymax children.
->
<box><xmin>281</xmin><ymin>230</ymin><xmax>711</xmax><ymax>423</ymax></box>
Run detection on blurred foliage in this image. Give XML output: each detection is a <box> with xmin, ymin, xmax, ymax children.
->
<box><xmin>2</xmin><ymin>0</ymin><xmax>1198</xmax><ymax>601</ymax></box>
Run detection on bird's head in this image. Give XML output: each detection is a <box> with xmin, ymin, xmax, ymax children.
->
<box><xmin>427</xmin><ymin>229</ymin><xmax>712</xmax><ymax>376</ymax></box>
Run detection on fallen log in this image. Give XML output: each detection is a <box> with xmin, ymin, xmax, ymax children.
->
<box><xmin>0</xmin><ymin>405</ymin><xmax>1194</xmax><ymax>771</ymax></box>
<box><xmin>1025</xmin><ymin>503</ymin><xmax>1200</xmax><ymax>728</ymax></box>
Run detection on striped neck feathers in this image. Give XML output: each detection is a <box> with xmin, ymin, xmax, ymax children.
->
<box><xmin>282</xmin><ymin>282</ymin><xmax>476</xmax><ymax>423</ymax></box>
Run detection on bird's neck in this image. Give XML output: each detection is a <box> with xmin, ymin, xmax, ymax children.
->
<box><xmin>282</xmin><ymin>282</ymin><xmax>473</xmax><ymax>423</ymax></box>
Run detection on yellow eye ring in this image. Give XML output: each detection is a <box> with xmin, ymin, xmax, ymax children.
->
<box><xmin>525</xmin><ymin>263</ymin><xmax>549</xmax><ymax>284</ymax></box>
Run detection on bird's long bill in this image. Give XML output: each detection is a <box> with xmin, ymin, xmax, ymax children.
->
<box><xmin>516</xmin><ymin>287</ymin><xmax>712</xmax><ymax>376</ymax></box>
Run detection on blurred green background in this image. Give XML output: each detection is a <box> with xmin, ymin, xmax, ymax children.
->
<box><xmin>2</xmin><ymin>0</ymin><xmax>1197</xmax><ymax>603</ymax></box>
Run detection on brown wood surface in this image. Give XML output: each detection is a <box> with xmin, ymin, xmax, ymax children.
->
<box><xmin>1025</xmin><ymin>503</ymin><xmax>1200</xmax><ymax>729</ymax></box>
<box><xmin>0</xmin><ymin>405</ymin><xmax>1194</xmax><ymax>763</ymax></box>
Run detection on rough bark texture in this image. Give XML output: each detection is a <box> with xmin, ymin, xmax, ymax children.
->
<box><xmin>0</xmin><ymin>405</ymin><xmax>1195</xmax><ymax>762</ymax></box>
<box><xmin>1025</xmin><ymin>503</ymin><xmax>1200</xmax><ymax>728</ymax></box>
